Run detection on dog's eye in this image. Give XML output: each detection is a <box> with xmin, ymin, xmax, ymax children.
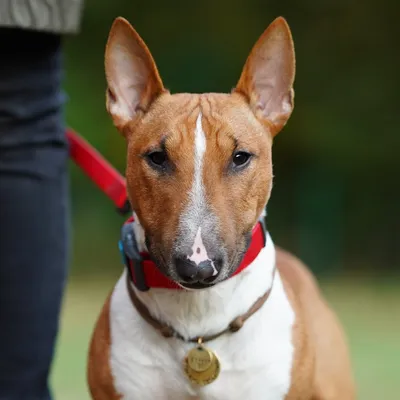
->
<box><xmin>232</xmin><ymin>151</ymin><xmax>252</xmax><ymax>168</ymax></box>
<box><xmin>147</xmin><ymin>151</ymin><xmax>167</xmax><ymax>167</ymax></box>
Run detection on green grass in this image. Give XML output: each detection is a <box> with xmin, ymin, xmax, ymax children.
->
<box><xmin>51</xmin><ymin>276</ymin><xmax>400</xmax><ymax>399</ymax></box>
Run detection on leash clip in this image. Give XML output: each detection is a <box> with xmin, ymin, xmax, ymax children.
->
<box><xmin>119</xmin><ymin>221</ymin><xmax>149</xmax><ymax>292</ymax></box>
<box><xmin>116</xmin><ymin>199</ymin><xmax>132</xmax><ymax>216</ymax></box>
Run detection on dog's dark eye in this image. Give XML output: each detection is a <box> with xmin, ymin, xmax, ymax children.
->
<box><xmin>147</xmin><ymin>151</ymin><xmax>167</xmax><ymax>167</ymax></box>
<box><xmin>232</xmin><ymin>151</ymin><xmax>252</xmax><ymax>168</ymax></box>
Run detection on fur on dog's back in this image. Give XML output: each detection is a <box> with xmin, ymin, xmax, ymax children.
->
<box><xmin>276</xmin><ymin>248</ymin><xmax>355</xmax><ymax>399</ymax></box>
<box><xmin>87</xmin><ymin>293</ymin><xmax>121</xmax><ymax>400</ymax></box>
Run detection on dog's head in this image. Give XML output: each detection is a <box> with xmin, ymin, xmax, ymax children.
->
<box><xmin>105</xmin><ymin>17</ymin><xmax>295</xmax><ymax>289</ymax></box>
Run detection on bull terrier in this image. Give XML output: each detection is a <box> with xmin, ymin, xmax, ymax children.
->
<box><xmin>87</xmin><ymin>16</ymin><xmax>355</xmax><ymax>400</ymax></box>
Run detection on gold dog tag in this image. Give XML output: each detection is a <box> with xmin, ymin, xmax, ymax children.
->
<box><xmin>187</xmin><ymin>345</ymin><xmax>213</xmax><ymax>372</ymax></box>
<box><xmin>184</xmin><ymin>339</ymin><xmax>220</xmax><ymax>386</ymax></box>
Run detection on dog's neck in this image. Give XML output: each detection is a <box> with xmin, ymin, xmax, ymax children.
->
<box><xmin>132</xmin><ymin>217</ymin><xmax>276</xmax><ymax>340</ymax></box>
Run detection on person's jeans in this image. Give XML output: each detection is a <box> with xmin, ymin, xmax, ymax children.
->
<box><xmin>0</xmin><ymin>29</ymin><xmax>68</xmax><ymax>400</ymax></box>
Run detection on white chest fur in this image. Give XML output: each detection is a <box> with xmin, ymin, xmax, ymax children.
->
<box><xmin>109</xmin><ymin>234</ymin><xmax>295</xmax><ymax>400</ymax></box>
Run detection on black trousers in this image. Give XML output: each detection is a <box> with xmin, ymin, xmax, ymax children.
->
<box><xmin>0</xmin><ymin>29</ymin><xmax>68</xmax><ymax>400</ymax></box>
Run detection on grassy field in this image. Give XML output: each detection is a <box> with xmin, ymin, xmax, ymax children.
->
<box><xmin>51</xmin><ymin>275</ymin><xmax>400</xmax><ymax>399</ymax></box>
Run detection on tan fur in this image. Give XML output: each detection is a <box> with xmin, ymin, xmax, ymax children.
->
<box><xmin>277</xmin><ymin>249</ymin><xmax>356</xmax><ymax>399</ymax></box>
<box><xmin>105</xmin><ymin>17</ymin><xmax>166</xmax><ymax>132</ymax></box>
<box><xmin>87</xmin><ymin>294</ymin><xmax>122</xmax><ymax>400</ymax></box>
<box><xmin>235</xmin><ymin>17</ymin><xmax>295</xmax><ymax>136</ymax></box>
<box><xmin>87</xmin><ymin>16</ymin><xmax>355</xmax><ymax>399</ymax></box>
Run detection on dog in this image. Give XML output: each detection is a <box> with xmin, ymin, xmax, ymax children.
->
<box><xmin>87</xmin><ymin>16</ymin><xmax>355</xmax><ymax>400</ymax></box>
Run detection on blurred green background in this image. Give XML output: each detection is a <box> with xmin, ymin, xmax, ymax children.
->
<box><xmin>52</xmin><ymin>0</ymin><xmax>400</xmax><ymax>398</ymax></box>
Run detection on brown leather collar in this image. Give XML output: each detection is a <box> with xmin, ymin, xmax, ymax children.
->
<box><xmin>126</xmin><ymin>267</ymin><xmax>276</xmax><ymax>343</ymax></box>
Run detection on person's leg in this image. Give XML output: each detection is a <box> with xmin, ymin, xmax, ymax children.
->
<box><xmin>0</xmin><ymin>29</ymin><xmax>68</xmax><ymax>400</ymax></box>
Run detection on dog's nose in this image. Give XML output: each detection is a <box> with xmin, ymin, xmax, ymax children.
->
<box><xmin>174</xmin><ymin>257</ymin><xmax>220</xmax><ymax>283</ymax></box>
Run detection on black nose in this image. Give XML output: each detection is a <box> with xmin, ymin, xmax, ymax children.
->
<box><xmin>175</xmin><ymin>257</ymin><xmax>221</xmax><ymax>283</ymax></box>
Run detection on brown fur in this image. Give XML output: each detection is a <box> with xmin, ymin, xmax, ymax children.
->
<box><xmin>87</xmin><ymin>294</ymin><xmax>122</xmax><ymax>400</ymax></box>
<box><xmin>277</xmin><ymin>248</ymin><xmax>356</xmax><ymax>399</ymax></box>
<box><xmin>87</xmin><ymin>16</ymin><xmax>355</xmax><ymax>399</ymax></box>
<box><xmin>235</xmin><ymin>17</ymin><xmax>295</xmax><ymax>136</ymax></box>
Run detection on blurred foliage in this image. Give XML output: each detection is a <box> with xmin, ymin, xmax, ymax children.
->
<box><xmin>63</xmin><ymin>0</ymin><xmax>400</xmax><ymax>277</ymax></box>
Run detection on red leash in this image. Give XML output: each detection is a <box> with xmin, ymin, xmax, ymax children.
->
<box><xmin>67</xmin><ymin>128</ymin><xmax>130</xmax><ymax>214</ymax></box>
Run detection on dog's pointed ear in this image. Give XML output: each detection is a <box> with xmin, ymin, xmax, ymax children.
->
<box><xmin>105</xmin><ymin>17</ymin><xmax>166</xmax><ymax>133</ymax></box>
<box><xmin>234</xmin><ymin>17</ymin><xmax>295</xmax><ymax>136</ymax></box>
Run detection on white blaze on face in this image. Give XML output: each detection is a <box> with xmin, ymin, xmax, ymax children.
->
<box><xmin>193</xmin><ymin>111</ymin><xmax>206</xmax><ymax>193</ymax></box>
<box><xmin>184</xmin><ymin>112</ymin><xmax>217</xmax><ymax>277</ymax></box>
<box><xmin>188</xmin><ymin>227</ymin><xmax>218</xmax><ymax>276</ymax></box>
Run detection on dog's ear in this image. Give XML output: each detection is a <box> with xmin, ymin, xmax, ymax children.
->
<box><xmin>105</xmin><ymin>17</ymin><xmax>165</xmax><ymax>133</ymax></box>
<box><xmin>234</xmin><ymin>17</ymin><xmax>295</xmax><ymax>136</ymax></box>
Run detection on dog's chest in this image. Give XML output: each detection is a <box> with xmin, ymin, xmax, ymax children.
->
<box><xmin>108</xmin><ymin>272</ymin><xmax>295</xmax><ymax>400</ymax></box>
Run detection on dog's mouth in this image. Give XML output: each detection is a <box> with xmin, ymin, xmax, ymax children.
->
<box><xmin>178</xmin><ymin>281</ymin><xmax>216</xmax><ymax>290</ymax></box>
<box><xmin>148</xmin><ymin>255</ymin><xmax>240</xmax><ymax>290</ymax></box>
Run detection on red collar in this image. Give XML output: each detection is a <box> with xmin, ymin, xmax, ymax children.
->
<box><xmin>120</xmin><ymin>217</ymin><xmax>267</xmax><ymax>291</ymax></box>
<box><xmin>67</xmin><ymin>128</ymin><xmax>267</xmax><ymax>290</ymax></box>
